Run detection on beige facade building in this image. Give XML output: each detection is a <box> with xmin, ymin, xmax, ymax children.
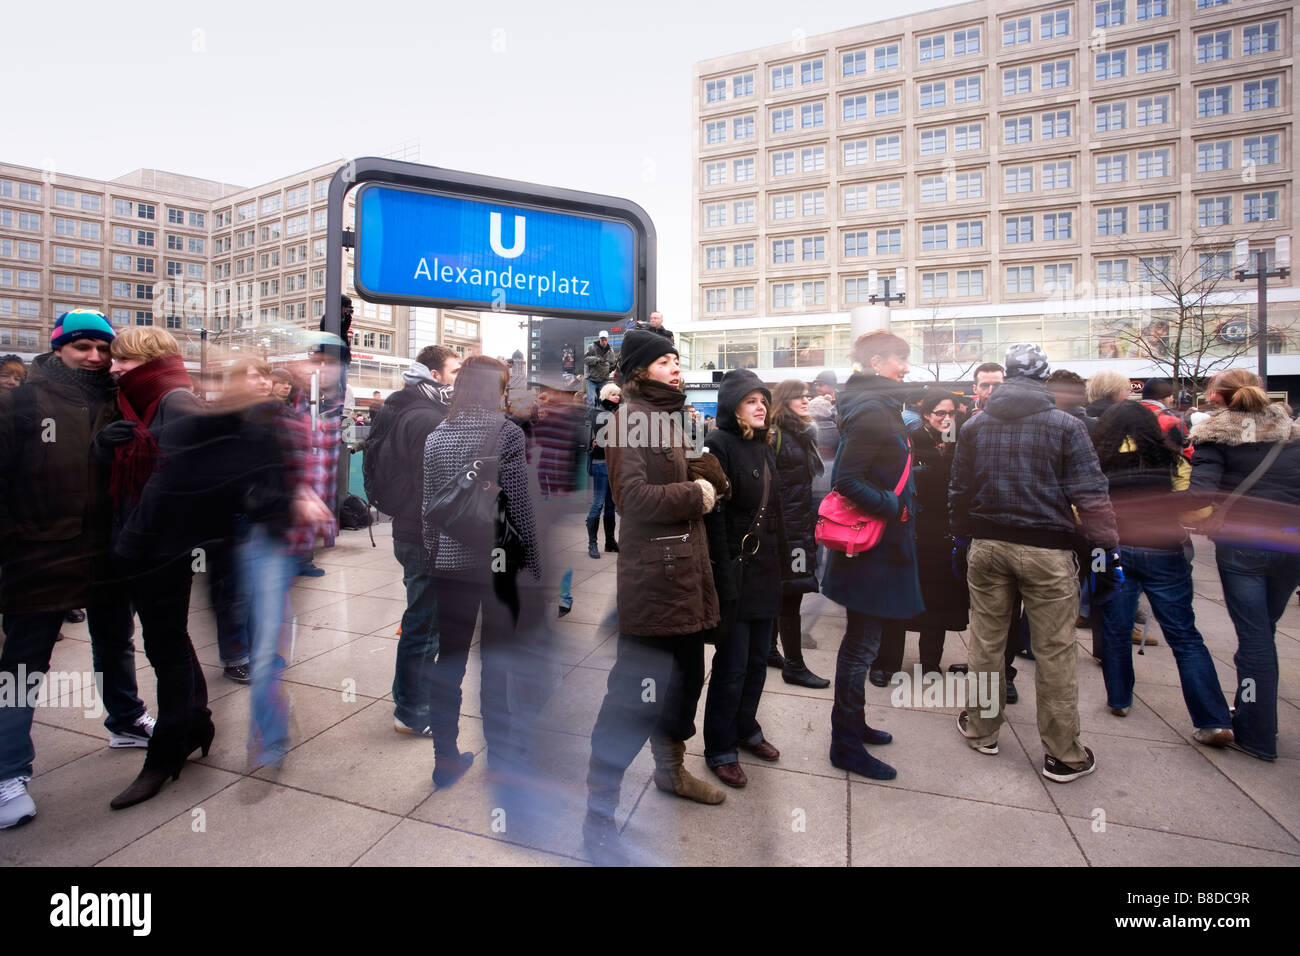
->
<box><xmin>687</xmin><ymin>0</ymin><xmax>1298</xmax><ymax>388</ymax></box>
<box><xmin>0</xmin><ymin>159</ymin><xmax>484</xmax><ymax>395</ymax></box>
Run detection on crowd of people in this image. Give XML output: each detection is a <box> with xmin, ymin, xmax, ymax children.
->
<box><xmin>2</xmin><ymin>308</ymin><xmax>1297</xmax><ymax>872</ymax></box>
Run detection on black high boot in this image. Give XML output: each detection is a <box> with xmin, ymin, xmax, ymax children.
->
<box><xmin>603</xmin><ymin>512</ymin><xmax>619</xmax><ymax>552</ymax></box>
<box><xmin>766</xmin><ymin>632</ymin><xmax>786</xmax><ymax>669</ymax></box>
<box><xmin>585</xmin><ymin>515</ymin><xmax>600</xmax><ymax>559</ymax></box>
<box><xmin>779</xmin><ymin>616</ymin><xmax>829</xmax><ymax>688</ymax></box>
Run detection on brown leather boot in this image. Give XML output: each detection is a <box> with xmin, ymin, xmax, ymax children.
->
<box><xmin>650</xmin><ymin>735</ymin><xmax>725</xmax><ymax>804</ymax></box>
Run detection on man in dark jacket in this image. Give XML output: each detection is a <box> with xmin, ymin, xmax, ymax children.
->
<box><xmin>369</xmin><ymin>345</ymin><xmax>459</xmax><ymax>737</ymax></box>
<box><xmin>0</xmin><ymin>311</ymin><xmax>155</xmax><ymax>829</ymax></box>
<box><xmin>583</xmin><ymin>331</ymin><xmax>615</xmax><ymax>409</ymax></box>
<box><xmin>949</xmin><ymin>343</ymin><xmax>1120</xmax><ymax>783</ymax></box>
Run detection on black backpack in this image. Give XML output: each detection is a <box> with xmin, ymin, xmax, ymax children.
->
<box><xmin>361</xmin><ymin>402</ymin><xmax>397</xmax><ymax>515</ymax></box>
<box><xmin>339</xmin><ymin>494</ymin><xmax>372</xmax><ymax>530</ymax></box>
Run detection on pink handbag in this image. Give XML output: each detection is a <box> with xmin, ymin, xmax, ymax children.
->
<box><xmin>816</xmin><ymin>456</ymin><xmax>911</xmax><ymax>557</ymax></box>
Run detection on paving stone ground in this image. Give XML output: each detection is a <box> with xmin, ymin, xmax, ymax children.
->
<box><xmin>8</xmin><ymin>514</ymin><xmax>1299</xmax><ymax>867</ymax></box>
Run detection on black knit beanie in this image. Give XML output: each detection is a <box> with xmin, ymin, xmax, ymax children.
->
<box><xmin>618</xmin><ymin>328</ymin><xmax>678</xmax><ymax>379</ymax></box>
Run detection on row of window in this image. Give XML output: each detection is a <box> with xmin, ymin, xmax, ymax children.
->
<box><xmin>1196</xmin><ymin>21</ymin><xmax>1281</xmax><ymax>63</ymax></box>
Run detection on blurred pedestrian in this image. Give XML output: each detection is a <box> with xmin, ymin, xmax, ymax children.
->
<box><xmin>586</xmin><ymin>382</ymin><xmax>621</xmax><ymax>558</ymax></box>
<box><xmin>0</xmin><ymin>355</ymin><xmax>25</xmax><ymax>390</ymax></box>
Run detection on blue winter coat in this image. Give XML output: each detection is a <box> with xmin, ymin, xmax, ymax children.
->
<box><xmin>820</xmin><ymin>373</ymin><xmax>925</xmax><ymax>620</ymax></box>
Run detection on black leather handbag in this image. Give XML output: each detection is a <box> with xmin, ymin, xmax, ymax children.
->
<box><xmin>424</xmin><ymin>416</ymin><xmax>510</xmax><ymax>551</ymax></box>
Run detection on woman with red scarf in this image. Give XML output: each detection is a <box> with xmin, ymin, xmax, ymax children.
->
<box><xmin>96</xmin><ymin>327</ymin><xmax>213</xmax><ymax>809</ymax></box>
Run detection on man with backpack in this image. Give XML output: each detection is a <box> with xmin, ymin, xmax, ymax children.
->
<box><xmin>364</xmin><ymin>345</ymin><xmax>461</xmax><ymax>737</ymax></box>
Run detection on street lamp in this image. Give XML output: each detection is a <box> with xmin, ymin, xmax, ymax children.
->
<box><xmin>868</xmin><ymin>267</ymin><xmax>907</xmax><ymax>306</ymax></box>
<box><xmin>1235</xmin><ymin>237</ymin><xmax>1290</xmax><ymax>391</ymax></box>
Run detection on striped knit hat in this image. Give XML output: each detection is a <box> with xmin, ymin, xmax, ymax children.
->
<box><xmin>51</xmin><ymin>309</ymin><xmax>115</xmax><ymax>350</ymax></box>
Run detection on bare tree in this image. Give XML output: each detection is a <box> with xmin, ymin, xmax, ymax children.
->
<box><xmin>908</xmin><ymin>306</ymin><xmax>981</xmax><ymax>383</ymax></box>
<box><xmin>1096</xmin><ymin>228</ymin><xmax>1295</xmax><ymax>395</ymax></box>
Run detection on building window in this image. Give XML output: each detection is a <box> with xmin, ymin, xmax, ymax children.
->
<box><xmin>733</xmin><ymin>242</ymin><xmax>755</xmax><ymax>267</ymax></box>
<box><xmin>1003</xmin><ymin>117</ymin><xmax>1032</xmax><ymax>145</ymax></box>
<box><xmin>772</xmin><ymin>283</ymin><xmax>795</xmax><ymax>308</ymax></box>
<box><xmin>733</xmin><ymin>286</ymin><xmax>755</xmax><ymax>310</ymax></box>
<box><xmin>921</xmin><ymin>224</ymin><xmax>948</xmax><ymax>251</ymax></box>
<box><xmin>875</xmin><ymin>182</ymin><xmax>901</xmax><ymax>207</ymax></box>
<box><xmin>800</xmin><ymin>147</ymin><xmax>825</xmax><ymax>172</ymax></box>
<box><xmin>1005</xmin><ymin>166</ymin><xmax>1033</xmax><ymax>194</ymax></box>
<box><xmin>875</xmin><ymin>43</ymin><xmax>899</xmax><ymax>70</ymax></box>
<box><xmin>1137</xmin><ymin>42</ymin><xmax>1169</xmax><ymax>73</ymax></box>
<box><xmin>136</xmin><ymin>230</ymin><xmax>154</xmax><ymax>247</ymax></box>
<box><xmin>922</xmin><ymin>272</ymin><xmax>948</xmax><ymax>298</ymax></box>
<box><xmin>920</xmin><ymin>176</ymin><xmax>947</xmax><ymax>203</ymax></box>
<box><xmin>772</xmin><ymin>151</ymin><xmax>795</xmax><ymax>176</ymax></box>
<box><xmin>801</xmin><ymin>59</ymin><xmax>823</xmax><ymax>84</ymax></box>
<box><xmin>705</xmin><ymin>204</ymin><xmax>727</xmax><ymax>228</ymax></box>
<box><xmin>705</xmin><ymin>288</ymin><xmax>727</xmax><ymax>313</ymax></box>
<box><xmin>733</xmin><ymin>72</ymin><xmax>755</xmax><ymax>97</ymax></box>
<box><xmin>1043</xmin><ymin>211</ymin><xmax>1072</xmax><ymax>240</ymax></box>
<box><xmin>920</xmin><ymin>129</ymin><xmax>947</xmax><ymax>155</ymax></box>
<box><xmin>842</xmin><ymin>95</ymin><xmax>868</xmax><ymax>122</ymax></box>
<box><xmin>1044</xmin><ymin>263</ymin><xmax>1074</xmax><ymax>291</ymax></box>
<box><xmin>956</xmin><ymin>217</ymin><xmax>982</xmax><ymax>244</ymax></box>
<box><xmin>875</xmin><ymin>134</ymin><xmax>901</xmax><ymax>161</ymax></box>
<box><xmin>842</xmin><ymin>50</ymin><xmax>867</xmax><ymax>76</ymax></box>
<box><xmin>1138</xmin><ymin>256</ymin><xmax>1171</xmax><ymax>284</ymax></box>
<box><xmin>1042</xmin><ymin>110</ymin><xmax>1071</xmax><ymax>139</ymax></box>
<box><xmin>1199</xmin><ymin>251</ymin><xmax>1232</xmax><ymax>281</ymax></box>
<box><xmin>1243</xmin><ymin>78</ymin><xmax>1279</xmax><ymax>111</ymax></box>
<box><xmin>953</xmin><ymin>76</ymin><xmax>981</xmax><ymax>103</ymax></box>
<box><xmin>772</xmin><ymin>239</ymin><xmax>795</xmax><ymax>264</ymax></box>
<box><xmin>1137</xmin><ymin>148</ymin><xmax>1171</xmax><ymax>179</ymax></box>
<box><xmin>801</xmin><ymin>281</ymin><xmax>826</xmax><ymax>306</ymax></box>
<box><xmin>1243</xmin><ymin>190</ymin><xmax>1280</xmax><ymax>223</ymax></box>
<box><xmin>1002</xmin><ymin>17</ymin><xmax>1030</xmax><ymax>46</ymax></box>
<box><xmin>705</xmin><ymin>161</ymin><xmax>727</xmax><ymax>186</ymax></box>
<box><xmin>1096</xmin><ymin>50</ymin><xmax>1126</xmax><ymax>81</ymax></box>
<box><xmin>1136</xmin><ymin>95</ymin><xmax>1170</xmax><ymax>127</ymax></box>
<box><xmin>705</xmin><ymin>121</ymin><xmax>726</xmax><ymax>145</ymax></box>
<box><xmin>733</xmin><ymin>199</ymin><xmax>755</xmax><ymax>224</ymax></box>
<box><xmin>844</xmin><ymin>231</ymin><xmax>870</xmax><ymax>257</ymax></box>
<box><xmin>957</xmin><ymin>269</ymin><xmax>984</xmax><ymax>296</ymax></box>
<box><xmin>1042</xmin><ymin>161</ymin><xmax>1072</xmax><ymax>189</ymax></box>
<box><xmin>1041</xmin><ymin>9</ymin><xmax>1070</xmax><ymax>38</ymax></box>
<box><xmin>954</xmin><ymin>28</ymin><xmax>980</xmax><ymax>56</ymax></box>
<box><xmin>1095</xmin><ymin>0</ymin><xmax>1126</xmax><ymax>28</ymax></box>
<box><xmin>955</xmin><ymin>124</ymin><xmax>982</xmax><ymax>151</ymax></box>
<box><xmin>1003</xmin><ymin>67</ymin><xmax>1031</xmax><ymax>96</ymax></box>
<box><xmin>1243</xmin><ymin>22</ymin><xmax>1280</xmax><ymax>56</ymax></box>
<box><xmin>771</xmin><ymin>108</ymin><xmax>795</xmax><ymax>133</ymax></box>
<box><xmin>772</xmin><ymin>195</ymin><xmax>795</xmax><ymax>219</ymax></box>
<box><xmin>1243</xmin><ymin>134</ymin><xmax>1279</xmax><ymax>167</ymax></box>
<box><xmin>955</xmin><ymin>172</ymin><xmax>983</xmax><ymax>199</ymax></box>
<box><xmin>1197</xmin><ymin>140</ymin><xmax>1231</xmax><ymax>172</ymax></box>
<box><xmin>843</xmin><ymin>185</ymin><xmax>869</xmax><ymax>212</ymax></box>
<box><xmin>919</xmin><ymin>35</ymin><xmax>945</xmax><ymax>61</ymax></box>
<box><xmin>1197</xmin><ymin>31</ymin><xmax>1231</xmax><ymax>63</ymax></box>
<box><xmin>1041</xmin><ymin>60</ymin><xmax>1070</xmax><ymax>90</ymax></box>
<box><xmin>1197</xmin><ymin>86</ymin><xmax>1231</xmax><ymax>118</ymax></box>
<box><xmin>844</xmin><ymin>277</ymin><xmax>869</xmax><ymax>303</ymax></box>
<box><xmin>874</xmin><ymin>89</ymin><xmax>899</xmax><ymax>116</ymax></box>
<box><xmin>801</xmin><ymin>236</ymin><xmax>825</xmax><ymax>261</ymax></box>
<box><xmin>1137</xmin><ymin>202</ymin><xmax>1170</xmax><ymax>232</ymax></box>
<box><xmin>1096</xmin><ymin>102</ymin><xmax>1126</xmax><ymax>131</ymax></box>
<box><xmin>771</xmin><ymin>64</ymin><xmax>794</xmax><ymax>90</ymax></box>
<box><xmin>1097</xmin><ymin>207</ymin><xmax>1128</xmax><ymax>235</ymax></box>
<box><xmin>1005</xmin><ymin>216</ymin><xmax>1034</xmax><ymax>243</ymax></box>
<box><xmin>17</xmin><ymin>183</ymin><xmax>41</xmax><ymax>202</ymax></box>
<box><xmin>1137</xmin><ymin>0</ymin><xmax>1168</xmax><ymax>20</ymax></box>
<box><xmin>1006</xmin><ymin>266</ymin><xmax>1034</xmax><ymax>293</ymax></box>
<box><xmin>802</xmin><ymin>191</ymin><xmax>825</xmax><ymax>216</ymax></box>
<box><xmin>876</xmin><ymin>228</ymin><xmax>902</xmax><ymax>255</ymax></box>
<box><xmin>920</xmin><ymin>82</ymin><xmax>946</xmax><ymax>109</ymax></box>
<box><xmin>1098</xmin><ymin>259</ymin><xmax>1129</xmax><ymax>288</ymax></box>
<box><xmin>705</xmin><ymin>245</ymin><xmax>727</xmax><ymax>270</ymax></box>
<box><xmin>733</xmin><ymin>157</ymin><xmax>755</xmax><ymax>182</ymax></box>
<box><xmin>801</xmin><ymin>103</ymin><xmax>824</xmax><ymax>128</ymax></box>
<box><xmin>843</xmin><ymin>140</ymin><xmax>869</xmax><ymax>166</ymax></box>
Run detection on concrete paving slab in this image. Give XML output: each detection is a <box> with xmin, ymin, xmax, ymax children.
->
<box><xmin>31</xmin><ymin>724</ymin><xmax>113</xmax><ymax>779</ymax></box>
<box><xmin>849</xmin><ymin>785</ymin><xmax>1086</xmax><ymax>866</ymax></box>
<box><xmin>280</xmin><ymin>633</ymin><xmax>401</xmax><ymax>699</ymax></box>
<box><xmin>353</xmin><ymin>817</ymin><xmax>583</xmax><ymax>866</ymax></box>
<box><xmin>1066</xmin><ymin>816</ymin><xmax>1300</xmax><ymax>866</ymax></box>
<box><xmin>291</xmin><ymin>594</ymin><xmax>406</xmax><ymax>635</ymax></box>
<box><xmin>98</xmin><ymin>777</ymin><xmax>401</xmax><ymax>867</ymax></box>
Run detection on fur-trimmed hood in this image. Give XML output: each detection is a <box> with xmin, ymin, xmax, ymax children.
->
<box><xmin>1188</xmin><ymin>404</ymin><xmax>1299</xmax><ymax>447</ymax></box>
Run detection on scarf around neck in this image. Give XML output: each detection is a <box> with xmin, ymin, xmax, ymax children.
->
<box><xmin>111</xmin><ymin>354</ymin><xmax>193</xmax><ymax>507</ymax></box>
<box><xmin>39</xmin><ymin>353</ymin><xmax>114</xmax><ymax>408</ymax></box>
<box><xmin>629</xmin><ymin>377</ymin><xmax>685</xmax><ymax>412</ymax></box>
<box><xmin>402</xmin><ymin>361</ymin><xmax>454</xmax><ymax>407</ymax></box>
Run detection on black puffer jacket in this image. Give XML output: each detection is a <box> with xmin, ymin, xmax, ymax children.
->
<box><xmin>703</xmin><ymin>369</ymin><xmax>787</xmax><ymax>620</ymax></box>
<box><xmin>773</xmin><ymin>419</ymin><xmax>822</xmax><ymax>595</ymax></box>
<box><xmin>370</xmin><ymin>382</ymin><xmax>450</xmax><ymax>544</ymax></box>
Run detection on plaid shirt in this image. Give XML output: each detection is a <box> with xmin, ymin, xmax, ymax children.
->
<box><xmin>950</xmin><ymin>378</ymin><xmax>1118</xmax><ymax>549</ymax></box>
<box><xmin>283</xmin><ymin>391</ymin><xmax>340</xmax><ymax>555</ymax></box>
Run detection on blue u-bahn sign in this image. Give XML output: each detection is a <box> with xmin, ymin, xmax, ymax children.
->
<box><xmin>352</xmin><ymin>177</ymin><xmax>647</xmax><ymax>320</ymax></box>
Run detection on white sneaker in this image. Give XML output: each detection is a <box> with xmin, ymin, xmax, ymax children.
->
<box><xmin>108</xmin><ymin>712</ymin><xmax>156</xmax><ymax>749</ymax></box>
<box><xmin>0</xmin><ymin>777</ymin><xmax>36</xmax><ymax>829</ymax></box>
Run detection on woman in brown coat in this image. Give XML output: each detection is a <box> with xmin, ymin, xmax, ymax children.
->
<box><xmin>583</xmin><ymin>330</ymin><xmax>731</xmax><ymax>865</ymax></box>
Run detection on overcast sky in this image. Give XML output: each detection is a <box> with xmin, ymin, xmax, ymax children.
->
<box><xmin>4</xmin><ymin>0</ymin><xmax>942</xmax><ymax>357</ymax></box>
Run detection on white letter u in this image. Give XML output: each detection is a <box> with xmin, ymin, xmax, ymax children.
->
<box><xmin>489</xmin><ymin>213</ymin><xmax>525</xmax><ymax>259</ymax></box>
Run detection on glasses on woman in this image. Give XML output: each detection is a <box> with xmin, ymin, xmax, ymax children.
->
<box><xmin>929</xmin><ymin>410</ymin><xmax>954</xmax><ymax>419</ymax></box>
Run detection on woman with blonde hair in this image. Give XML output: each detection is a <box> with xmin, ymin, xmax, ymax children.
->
<box><xmin>1086</xmin><ymin>368</ymin><xmax>1130</xmax><ymax>418</ymax></box>
<box><xmin>99</xmin><ymin>326</ymin><xmax>213</xmax><ymax>808</ymax></box>
<box><xmin>1188</xmin><ymin>369</ymin><xmax>1300</xmax><ymax>761</ymax></box>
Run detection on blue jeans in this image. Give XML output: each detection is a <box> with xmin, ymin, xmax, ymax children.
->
<box><xmin>1215</xmin><ymin>544</ymin><xmax>1300</xmax><ymax>759</ymax></box>
<box><xmin>392</xmin><ymin>539</ymin><xmax>439</xmax><ymax>728</ymax></box>
<box><xmin>587</xmin><ymin>460</ymin><xmax>614</xmax><ymax>521</ymax></box>
<box><xmin>206</xmin><ymin>541</ymin><xmax>250</xmax><ymax>668</ymax></box>
<box><xmin>238</xmin><ymin>523</ymin><xmax>294</xmax><ymax>767</ymax></box>
<box><xmin>703</xmin><ymin>617</ymin><xmax>772</xmax><ymax>766</ymax></box>
<box><xmin>831</xmin><ymin>611</ymin><xmax>884</xmax><ymax>746</ymax></box>
<box><xmin>586</xmin><ymin>379</ymin><xmax>603</xmax><ymax>409</ymax></box>
<box><xmin>1100</xmin><ymin>546</ymin><xmax>1231</xmax><ymax>730</ymax></box>
<box><xmin>0</xmin><ymin>595</ymin><xmax>145</xmax><ymax>779</ymax></box>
